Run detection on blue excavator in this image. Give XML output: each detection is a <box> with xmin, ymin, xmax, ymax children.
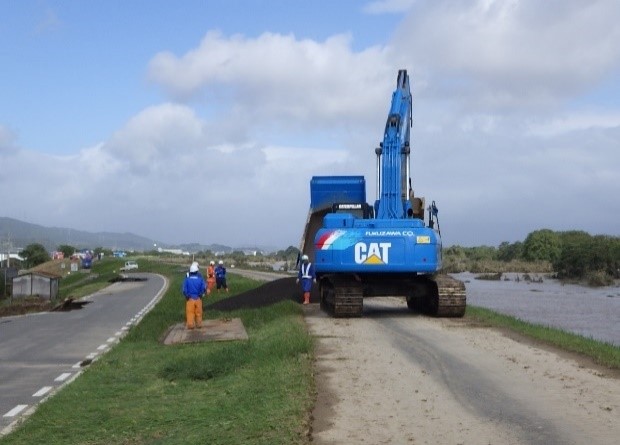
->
<box><xmin>299</xmin><ymin>69</ymin><xmax>466</xmax><ymax>317</ymax></box>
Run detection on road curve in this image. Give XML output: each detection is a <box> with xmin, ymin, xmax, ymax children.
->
<box><xmin>0</xmin><ymin>273</ymin><xmax>168</xmax><ymax>435</ymax></box>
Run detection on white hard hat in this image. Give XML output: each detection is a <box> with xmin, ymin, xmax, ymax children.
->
<box><xmin>189</xmin><ymin>262</ymin><xmax>199</xmax><ymax>273</ymax></box>
<box><xmin>301</xmin><ymin>254</ymin><xmax>309</xmax><ymax>261</ymax></box>
<box><xmin>210</xmin><ymin>261</ymin><xmax>215</xmax><ymax>265</ymax></box>
<box><xmin>218</xmin><ymin>260</ymin><xmax>224</xmax><ymax>265</ymax></box>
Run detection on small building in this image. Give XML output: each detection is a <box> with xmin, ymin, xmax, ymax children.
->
<box><xmin>12</xmin><ymin>271</ymin><xmax>60</xmax><ymax>301</ymax></box>
<box><xmin>0</xmin><ymin>253</ymin><xmax>24</xmax><ymax>268</ymax></box>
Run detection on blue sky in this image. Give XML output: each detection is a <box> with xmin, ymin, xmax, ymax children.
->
<box><xmin>1</xmin><ymin>0</ymin><xmax>619</xmax><ymax>249</ymax></box>
<box><xmin>2</xmin><ymin>1</ymin><xmax>400</xmax><ymax>154</ymax></box>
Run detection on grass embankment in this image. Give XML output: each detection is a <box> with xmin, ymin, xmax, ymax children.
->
<box><xmin>443</xmin><ymin>258</ymin><xmax>553</xmax><ymax>274</ymax></box>
<box><xmin>3</xmin><ymin>259</ymin><xmax>314</xmax><ymax>445</ymax></box>
<box><xmin>4</xmin><ymin>258</ymin><xmax>618</xmax><ymax>443</ymax></box>
<box><xmin>466</xmin><ymin>306</ymin><xmax>620</xmax><ymax>370</ymax></box>
<box><xmin>0</xmin><ymin>259</ymin><xmax>125</xmax><ymax>316</ymax></box>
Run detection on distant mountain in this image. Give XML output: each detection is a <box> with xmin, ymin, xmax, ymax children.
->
<box><xmin>0</xmin><ymin>217</ymin><xmax>163</xmax><ymax>252</ymax></box>
<box><xmin>0</xmin><ymin>217</ymin><xmax>284</xmax><ymax>254</ymax></box>
<box><xmin>178</xmin><ymin>243</ymin><xmax>233</xmax><ymax>254</ymax></box>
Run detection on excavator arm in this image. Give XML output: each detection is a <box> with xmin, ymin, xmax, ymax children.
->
<box><xmin>375</xmin><ymin>69</ymin><xmax>413</xmax><ymax>220</ymax></box>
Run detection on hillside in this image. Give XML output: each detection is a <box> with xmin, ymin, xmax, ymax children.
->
<box><xmin>0</xmin><ymin>217</ymin><xmax>269</xmax><ymax>253</ymax></box>
<box><xmin>0</xmin><ymin>217</ymin><xmax>161</xmax><ymax>252</ymax></box>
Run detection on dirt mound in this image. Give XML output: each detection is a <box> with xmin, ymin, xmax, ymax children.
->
<box><xmin>31</xmin><ymin>259</ymin><xmax>73</xmax><ymax>277</ymax></box>
<box><xmin>0</xmin><ymin>298</ymin><xmax>53</xmax><ymax>317</ymax></box>
<box><xmin>206</xmin><ymin>277</ymin><xmax>320</xmax><ymax>311</ymax></box>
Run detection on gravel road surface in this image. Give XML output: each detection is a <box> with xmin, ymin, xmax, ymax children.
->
<box><xmin>306</xmin><ymin>297</ymin><xmax>619</xmax><ymax>445</ymax></box>
<box><xmin>221</xmin><ymin>269</ymin><xmax>619</xmax><ymax>444</ymax></box>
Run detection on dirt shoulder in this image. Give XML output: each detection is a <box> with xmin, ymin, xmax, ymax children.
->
<box><xmin>305</xmin><ymin>297</ymin><xmax>620</xmax><ymax>445</ymax></box>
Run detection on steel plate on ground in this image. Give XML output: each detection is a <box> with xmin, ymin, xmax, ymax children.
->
<box><xmin>162</xmin><ymin>318</ymin><xmax>248</xmax><ymax>345</ymax></box>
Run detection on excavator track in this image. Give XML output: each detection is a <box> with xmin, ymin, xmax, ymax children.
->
<box><xmin>320</xmin><ymin>276</ymin><xmax>364</xmax><ymax>317</ymax></box>
<box><xmin>428</xmin><ymin>274</ymin><xmax>466</xmax><ymax>317</ymax></box>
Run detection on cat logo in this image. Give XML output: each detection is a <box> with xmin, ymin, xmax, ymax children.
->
<box><xmin>354</xmin><ymin>242</ymin><xmax>391</xmax><ymax>264</ymax></box>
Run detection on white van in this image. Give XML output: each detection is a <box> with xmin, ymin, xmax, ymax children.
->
<box><xmin>120</xmin><ymin>261</ymin><xmax>138</xmax><ymax>271</ymax></box>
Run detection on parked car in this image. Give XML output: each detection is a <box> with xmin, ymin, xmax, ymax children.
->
<box><xmin>120</xmin><ymin>261</ymin><xmax>138</xmax><ymax>271</ymax></box>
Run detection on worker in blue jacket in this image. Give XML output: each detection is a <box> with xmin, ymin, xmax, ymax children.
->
<box><xmin>215</xmin><ymin>260</ymin><xmax>228</xmax><ymax>292</ymax></box>
<box><xmin>182</xmin><ymin>261</ymin><xmax>206</xmax><ymax>329</ymax></box>
<box><xmin>296</xmin><ymin>254</ymin><xmax>316</xmax><ymax>305</ymax></box>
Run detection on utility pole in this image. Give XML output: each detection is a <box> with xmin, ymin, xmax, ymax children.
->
<box><xmin>1</xmin><ymin>233</ymin><xmax>10</xmax><ymax>268</ymax></box>
<box><xmin>6</xmin><ymin>233</ymin><xmax>14</xmax><ymax>268</ymax></box>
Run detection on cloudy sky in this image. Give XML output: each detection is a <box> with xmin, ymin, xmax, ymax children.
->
<box><xmin>1</xmin><ymin>0</ymin><xmax>619</xmax><ymax>250</ymax></box>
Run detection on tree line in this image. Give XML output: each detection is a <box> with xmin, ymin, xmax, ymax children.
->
<box><xmin>444</xmin><ymin>229</ymin><xmax>620</xmax><ymax>285</ymax></box>
<box><xmin>7</xmin><ymin>231</ymin><xmax>620</xmax><ymax>287</ymax></box>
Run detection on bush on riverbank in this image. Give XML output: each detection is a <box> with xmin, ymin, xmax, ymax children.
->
<box><xmin>444</xmin><ymin>229</ymin><xmax>619</xmax><ymax>286</ymax></box>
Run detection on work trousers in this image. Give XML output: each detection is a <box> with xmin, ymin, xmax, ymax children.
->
<box><xmin>185</xmin><ymin>298</ymin><xmax>202</xmax><ymax>329</ymax></box>
<box><xmin>207</xmin><ymin>278</ymin><xmax>215</xmax><ymax>294</ymax></box>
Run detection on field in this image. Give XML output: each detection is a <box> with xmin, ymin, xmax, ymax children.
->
<box><xmin>1</xmin><ymin>259</ymin><xmax>314</xmax><ymax>445</ymax></box>
<box><xmin>2</xmin><ymin>258</ymin><xmax>618</xmax><ymax>443</ymax></box>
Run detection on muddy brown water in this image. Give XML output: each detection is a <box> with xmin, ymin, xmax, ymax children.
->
<box><xmin>455</xmin><ymin>272</ymin><xmax>620</xmax><ymax>347</ymax></box>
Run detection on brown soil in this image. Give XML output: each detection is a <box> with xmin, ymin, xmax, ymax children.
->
<box><xmin>30</xmin><ymin>259</ymin><xmax>74</xmax><ymax>278</ymax></box>
<box><xmin>206</xmin><ymin>277</ymin><xmax>320</xmax><ymax>311</ymax></box>
<box><xmin>306</xmin><ymin>298</ymin><xmax>620</xmax><ymax>445</ymax></box>
<box><xmin>0</xmin><ymin>298</ymin><xmax>53</xmax><ymax>317</ymax></box>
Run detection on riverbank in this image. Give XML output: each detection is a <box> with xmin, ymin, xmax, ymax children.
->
<box><xmin>458</xmin><ymin>271</ymin><xmax>620</xmax><ymax>347</ymax></box>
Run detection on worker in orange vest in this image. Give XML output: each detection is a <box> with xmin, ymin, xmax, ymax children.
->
<box><xmin>206</xmin><ymin>260</ymin><xmax>216</xmax><ymax>295</ymax></box>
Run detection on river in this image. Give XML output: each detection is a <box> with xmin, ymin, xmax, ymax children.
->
<box><xmin>453</xmin><ymin>272</ymin><xmax>620</xmax><ymax>347</ymax></box>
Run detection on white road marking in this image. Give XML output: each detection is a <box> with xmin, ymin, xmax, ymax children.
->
<box><xmin>3</xmin><ymin>405</ymin><xmax>28</xmax><ymax>417</ymax></box>
<box><xmin>54</xmin><ymin>373</ymin><xmax>71</xmax><ymax>382</ymax></box>
<box><xmin>106</xmin><ymin>337</ymin><xmax>116</xmax><ymax>343</ymax></box>
<box><xmin>32</xmin><ymin>386</ymin><xmax>52</xmax><ymax>397</ymax></box>
<box><xmin>86</xmin><ymin>353</ymin><xmax>97</xmax><ymax>359</ymax></box>
<box><xmin>72</xmin><ymin>362</ymin><xmax>82</xmax><ymax>369</ymax></box>
<box><xmin>96</xmin><ymin>344</ymin><xmax>108</xmax><ymax>351</ymax></box>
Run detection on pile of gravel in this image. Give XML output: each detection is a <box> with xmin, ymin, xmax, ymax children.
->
<box><xmin>206</xmin><ymin>277</ymin><xmax>320</xmax><ymax>311</ymax></box>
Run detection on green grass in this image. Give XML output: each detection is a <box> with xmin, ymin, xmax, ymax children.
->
<box><xmin>58</xmin><ymin>257</ymin><xmax>151</xmax><ymax>299</ymax></box>
<box><xmin>4</xmin><ymin>258</ymin><xmax>617</xmax><ymax>443</ymax></box>
<box><xmin>466</xmin><ymin>305</ymin><xmax>620</xmax><ymax>369</ymax></box>
<box><xmin>2</xmin><ymin>264</ymin><xmax>314</xmax><ymax>445</ymax></box>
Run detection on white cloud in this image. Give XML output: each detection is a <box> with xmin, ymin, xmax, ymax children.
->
<box><xmin>527</xmin><ymin>112</ymin><xmax>620</xmax><ymax>137</ymax></box>
<box><xmin>148</xmin><ymin>31</ymin><xmax>395</xmax><ymax>127</ymax></box>
<box><xmin>0</xmin><ymin>125</ymin><xmax>19</xmax><ymax>155</ymax></box>
<box><xmin>394</xmin><ymin>0</ymin><xmax>620</xmax><ymax>111</ymax></box>
<box><xmin>3</xmin><ymin>1</ymin><xmax>620</xmax><ymax>249</ymax></box>
<box><xmin>104</xmin><ymin>103</ymin><xmax>207</xmax><ymax>175</ymax></box>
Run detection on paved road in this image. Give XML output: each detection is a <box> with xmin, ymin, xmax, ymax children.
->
<box><xmin>0</xmin><ymin>273</ymin><xmax>167</xmax><ymax>434</ymax></box>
